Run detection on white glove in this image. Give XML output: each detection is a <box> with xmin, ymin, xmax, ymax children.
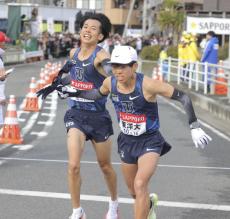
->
<box><xmin>57</xmin><ymin>90</ymin><xmax>69</xmax><ymax>99</ymax></box>
<box><xmin>61</xmin><ymin>85</ymin><xmax>78</xmax><ymax>93</ymax></box>
<box><xmin>57</xmin><ymin>85</ymin><xmax>80</xmax><ymax>99</ymax></box>
<box><xmin>191</xmin><ymin>128</ymin><xmax>212</xmax><ymax>149</ymax></box>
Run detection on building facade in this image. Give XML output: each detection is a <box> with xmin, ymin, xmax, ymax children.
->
<box><xmin>1</xmin><ymin>0</ymin><xmax>143</xmax><ymax>35</ymax></box>
<box><xmin>203</xmin><ymin>0</ymin><xmax>230</xmax><ymax>12</ymax></box>
<box><xmin>4</xmin><ymin>0</ymin><xmax>230</xmax><ymax>37</ymax></box>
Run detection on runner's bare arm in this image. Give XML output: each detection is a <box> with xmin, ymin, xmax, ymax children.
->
<box><xmin>94</xmin><ymin>49</ymin><xmax>112</xmax><ymax>77</ymax></box>
<box><xmin>99</xmin><ymin>77</ymin><xmax>111</xmax><ymax>95</ymax></box>
<box><xmin>144</xmin><ymin>77</ymin><xmax>197</xmax><ymax>125</ymax></box>
<box><xmin>0</xmin><ymin>68</ymin><xmax>7</xmax><ymax>81</ymax></box>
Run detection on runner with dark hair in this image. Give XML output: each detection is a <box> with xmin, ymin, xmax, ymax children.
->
<box><xmin>37</xmin><ymin>13</ymin><xmax>118</xmax><ymax>219</ymax></box>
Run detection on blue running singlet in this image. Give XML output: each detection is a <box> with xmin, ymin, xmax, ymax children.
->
<box><xmin>110</xmin><ymin>73</ymin><xmax>160</xmax><ymax>136</ymax></box>
<box><xmin>68</xmin><ymin>46</ymin><xmax>107</xmax><ymax>112</ymax></box>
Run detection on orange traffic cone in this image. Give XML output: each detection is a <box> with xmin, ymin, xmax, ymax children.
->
<box><xmin>24</xmin><ymin>77</ymin><xmax>39</xmax><ymax>112</ymax></box>
<box><xmin>44</xmin><ymin>71</ymin><xmax>52</xmax><ymax>85</ymax></box>
<box><xmin>38</xmin><ymin>71</ymin><xmax>46</xmax><ymax>90</ymax></box>
<box><xmin>0</xmin><ymin>95</ymin><xmax>23</xmax><ymax>144</ymax></box>
<box><xmin>49</xmin><ymin>63</ymin><xmax>59</xmax><ymax>82</ymax></box>
<box><xmin>215</xmin><ymin>60</ymin><xmax>227</xmax><ymax>95</ymax></box>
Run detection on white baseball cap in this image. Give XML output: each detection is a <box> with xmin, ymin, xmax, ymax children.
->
<box><xmin>109</xmin><ymin>46</ymin><xmax>138</xmax><ymax>64</ymax></box>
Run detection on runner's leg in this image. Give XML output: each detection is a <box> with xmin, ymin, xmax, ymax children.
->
<box><xmin>134</xmin><ymin>152</ymin><xmax>159</xmax><ymax>219</ymax></box>
<box><xmin>67</xmin><ymin>128</ymin><xmax>86</xmax><ymax>208</ymax></box>
<box><xmin>121</xmin><ymin>162</ymin><xmax>138</xmax><ymax>216</ymax></box>
<box><xmin>92</xmin><ymin>139</ymin><xmax>117</xmax><ymax>201</ymax></box>
<box><xmin>121</xmin><ymin>162</ymin><xmax>138</xmax><ymax>198</ymax></box>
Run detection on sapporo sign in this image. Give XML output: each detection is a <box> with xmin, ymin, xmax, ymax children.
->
<box><xmin>187</xmin><ymin>16</ymin><xmax>230</xmax><ymax>35</ymax></box>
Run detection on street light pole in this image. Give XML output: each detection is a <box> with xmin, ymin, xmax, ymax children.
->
<box><xmin>122</xmin><ymin>0</ymin><xmax>136</xmax><ymax>38</ymax></box>
<box><xmin>142</xmin><ymin>0</ymin><xmax>147</xmax><ymax>36</ymax></box>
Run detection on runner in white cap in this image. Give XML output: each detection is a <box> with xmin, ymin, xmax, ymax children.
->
<box><xmin>57</xmin><ymin>45</ymin><xmax>212</xmax><ymax>219</ymax></box>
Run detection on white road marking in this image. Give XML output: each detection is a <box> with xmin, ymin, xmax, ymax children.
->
<box><xmin>1</xmin><ymin>157</ymin><xmax>230</xmax><ymax>171</ymax></box>
<box><xmin>44</xmin><ymin>101</ymin><xmax>54</xmax><ymax>104</ymax></box>
<box><xmin>159</xmin><ymin>97</ymin><xmax>230</xmax><ymax>142</ymax></box>
<box><xmin>0</xmin><ymin>188</ymin><xmax>229</xmax><ymax>211</ymax></box>
<box><xmin>12</xmin><ymin>145</ymin><xmax>34</xmax><ymax>151</ymax></box>
<box><xmin>18</xmin><ymin>118</ymin><xmax>26</xmax><ymax>122</ymax></box>
<box><xmin>43</xmin><ymin>106</ymin><xmax>57</xmax><ymax>110</ymax></box>
<box><xmin>26</xmin><ymin>92</ymin><xmax>58</xmax><ymax>144</ymax></box>
<box><xmin>21</xmin><ymin>112</ymin><xmax>39</xmax><ymax>136</ymax></box>
<box><xmin>0</xmin><ymin>93</ymin><xmax>58</xmax><ymax>151</ymax></box>
<box><xmin>0</xmin><ymin>157</ymin><xmax>68</xmax><ymax>163</ymax></box>
<box><xmin>30</xmin><ymin>131</ymin><xmax>48</xmax><ymax>137</ymax></box>
<box><xmin>41</xmin><ymin>113</ymin><xmax>56</xmax><ymax>117</ymax></box>
<box><xmin>158</xmin><ymin>164</ymin><xmax>230</xmax><ymax>170</ymax></box>
<box><xmin>37</xmin><ymin>120</ymin><xmax>54</xmax><ymax>126</ymax></box>
<box><xmin>199</xmin><ymin>120</ymin><xmax>230</xmax><ymax>142</ymax></box>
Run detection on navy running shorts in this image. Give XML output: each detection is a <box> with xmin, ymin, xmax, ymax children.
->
<box><xmin>117</xmin><ymin>130</ymin><xmax>171</xmax><ymax>164</ymax></box>
<box><xmin>64</xmin><ymin>108</ymin><xmax>114</xmax><ymax>143</ymax></box>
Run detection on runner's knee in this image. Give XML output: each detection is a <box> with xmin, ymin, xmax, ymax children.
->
<box><xmin>98</xmin><ymin>160</ymin><xmax>112</xmax><ymax>174</ymax></box>
<box><xmin>68</xmin><ymin>162</ymin><xmax>81</xmax><ymax>175</ymax></box>
<box><xmin>134</xmin><ymin>178</ymin><xmax>147</xmax><ymax>194</ymax></box>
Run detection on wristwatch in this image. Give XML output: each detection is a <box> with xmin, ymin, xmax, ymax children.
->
<box><xmin>189</xmin><ymin>121</ymin><xmax>200</xmax><ymax>129</ymax></box>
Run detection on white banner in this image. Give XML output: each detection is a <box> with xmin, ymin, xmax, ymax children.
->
<box><xmin>187</xmin><ymin>16</ymin><xmax>230</xmax><ymax>35</ymax></box>
<box><xmin>127</xmin><ymin>29</ymin><xmax>142</xmax><ymax>37</ymax></box>
<box><xmin>47</xmin><ymin>17</ymin><xmax>54</xmax><ymax>34</ymax></box>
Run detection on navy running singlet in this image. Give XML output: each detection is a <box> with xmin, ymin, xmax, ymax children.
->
<box><xmin>68</xmin><ymin>46</ymin><xmax>107</xmax><ymax>111</ymax></box>
<box><xmin>110</xmin><ymin>73</ymin><xmax>160</xmax><ymax>136</ymax></box>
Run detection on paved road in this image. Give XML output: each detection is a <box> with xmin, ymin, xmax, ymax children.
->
<box><xmin>0</xmin><ymin>60</ymin><xmax>230</xmax><ymax>219</ymax></box>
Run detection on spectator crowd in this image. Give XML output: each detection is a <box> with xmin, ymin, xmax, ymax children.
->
<box><xmin>36</xmin><ymin>31</ymin><xmax>174</xmax><ymax>59</ymax></box>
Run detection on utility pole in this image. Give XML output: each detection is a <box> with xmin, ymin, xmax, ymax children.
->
<box><xmin>122</xmin><ymin>0</ymin><xmax>136</xmax><ymax>38</ymax></box>
<box><xmin>142</xmin><ymin>0</ymin><xmax>147</xmax><ymax>36</ymax></box>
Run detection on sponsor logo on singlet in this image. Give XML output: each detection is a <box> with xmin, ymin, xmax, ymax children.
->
<box><xmin>71</xmin><ymin>80</ymin><xmax>94</xmax><ymax>90</ymax></box>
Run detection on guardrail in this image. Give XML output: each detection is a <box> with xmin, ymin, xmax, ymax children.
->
<box><xmin>2</xmin><ymin>50</ymin><xmax>26</xmax><ymax>64</ymax></box>
<box><xmin>3</xmin><ymin>49</ymin><xmax>44</xmax><ymax>64</ymax></box>
<box><xmin>138</xmin><ymin>58</ymin><xmax>230</xmax><ymax>101</ymax></box>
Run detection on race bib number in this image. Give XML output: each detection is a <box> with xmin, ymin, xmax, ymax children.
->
<box><xmin>71</xmin><ymin>80</ymin><xmax>94</xmax><ymax>90</ymax></box>
<box><xmin>119</xmin><ymin>112</ymin><xmax>146</xmax><ymax>136</ymax></box>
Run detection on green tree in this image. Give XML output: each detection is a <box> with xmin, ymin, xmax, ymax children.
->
<box><xmin>157</xmin><ymin>0</ymin><xmax>185</xmax><ymax>44</ymax></box>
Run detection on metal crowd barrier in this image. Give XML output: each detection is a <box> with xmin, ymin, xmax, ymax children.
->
<box><xmin>138</xmin><ymin>58</ymin><xmax>230</xmax><ymax>100</ymax></box>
